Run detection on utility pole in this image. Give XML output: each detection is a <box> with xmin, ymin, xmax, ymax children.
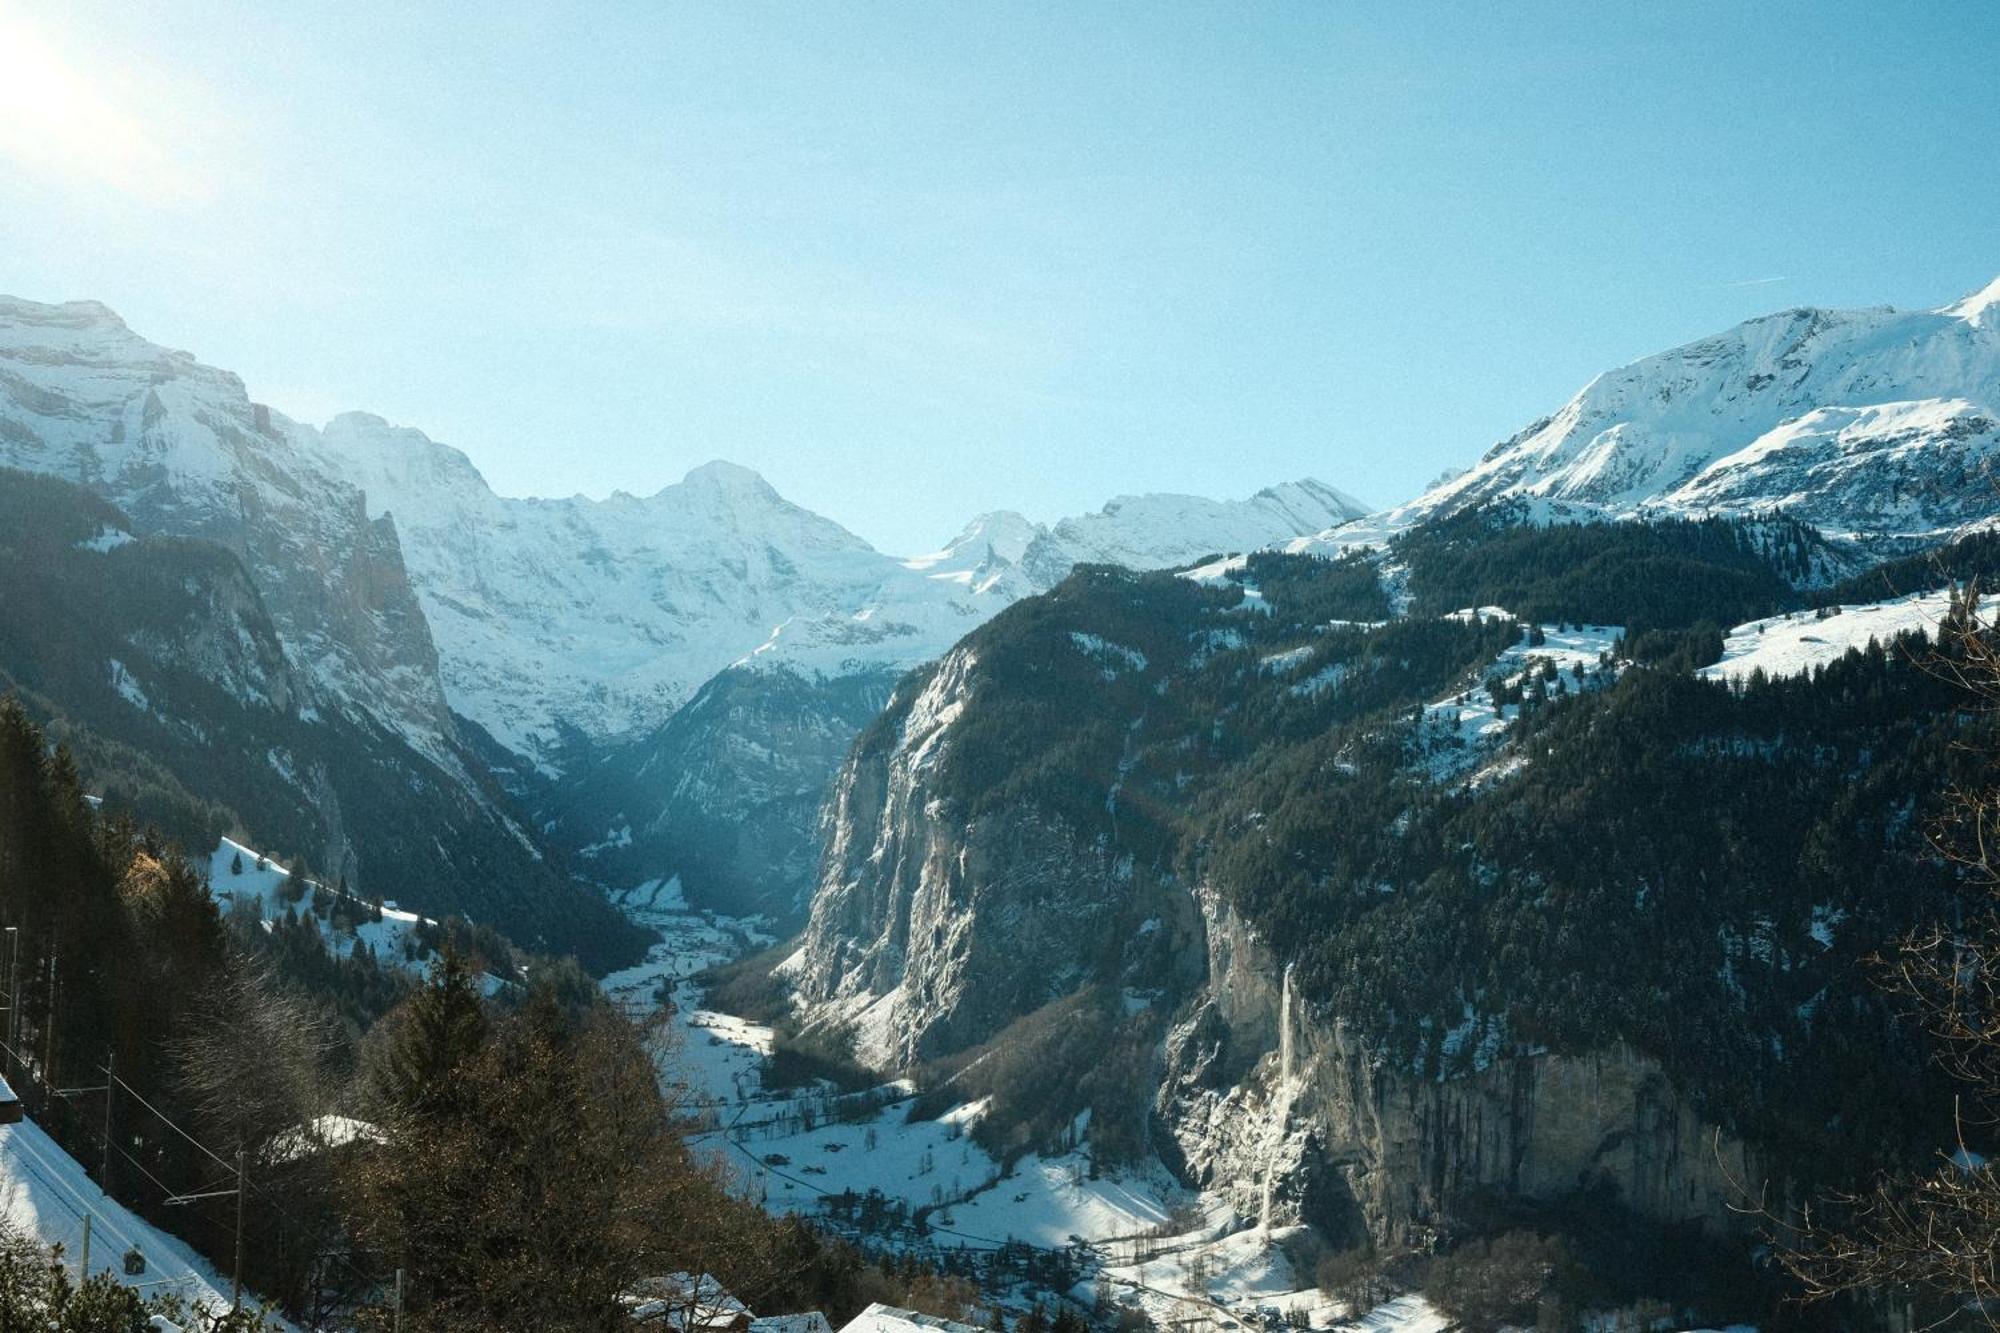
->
<box><xmin>4</xmin><ymin>926</ymin><xmax>17</xmax><ymax>1086</ymax></box>
<box><xmin>41</xmin><ymin>944</ymin><xmax>56</xmax><ymax>1090</ymax></box>
<box><xmin>393</xmin><ymin>1267</ymin><xmax>405</xmax><ymax>1333</ymax></box>
<box><xmin>232</xmin><ymin>1148</ymin><xmax>246</xmax><ymax>1311</ymax></box>
<box><xmin>99</xmin><ymin>1051</ymin><xmax>114</xmax><ymax>1193</ymax></box>
<box><xmin>78</xmin><ymin>1213</ymin><xmax>91</xmax><ymax>1279</ymax></box>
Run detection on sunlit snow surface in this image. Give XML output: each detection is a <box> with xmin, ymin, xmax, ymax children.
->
<box><xmin>207</xmin><ymin>837</ymin><xmax>425</xmax><ymax>948</ymax></box>
<box><xmin>0</xmin><ymin>1117</ymin><xmax>245</xmax><ymax>1323</ymax></box>
<box><xmin>1412</xmin><ymin>614</ymin><xmax>1623</xmax><ymax>783</ymax></box>
<box><xmin>1701</xmin><ymin>591</ymin><xmax>1964</xmax><ymax>684</ymax></box>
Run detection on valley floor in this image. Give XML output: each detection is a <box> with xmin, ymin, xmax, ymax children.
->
<box><xmin>597</xmin><ymin>880</ymin><xmax>1439</xmax><ymax>1333</ymax></box>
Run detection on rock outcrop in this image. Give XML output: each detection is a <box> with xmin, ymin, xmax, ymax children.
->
<box><xmin>1160</xmin><ymin>891</ymin><xmax>1758</xmax><ymax>1246</ymax></box>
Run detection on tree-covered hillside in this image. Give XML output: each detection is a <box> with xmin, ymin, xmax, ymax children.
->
<box><xmin>0</xmin><ymin>468</ymin><xmax>647</xmax><ymax>969</ymax></box>
<box><xmin>822</xmin><ymin>512</ymin><xmax>1971</xmax><ymax>1191</ymax></box>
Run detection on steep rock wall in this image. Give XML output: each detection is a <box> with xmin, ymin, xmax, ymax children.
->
<box><xmin>793</xmin><ymin>648</ymin><xmax>1203</xmax><ymax>1067</ymax></box>
<box><xmin>1161</xmin><ymin>890</ymin><xmax>1761</xmax><ymax>1247</ymax></box>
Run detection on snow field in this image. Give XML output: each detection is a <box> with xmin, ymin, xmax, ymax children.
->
<box><xmin>0</xmin><ymin>1116</ymin><xmax>247</xmax><ymax>1323</ymax></box>
<box><xmin>1702</xmin><ymin>591</ymin><xmax>1970</xmax><ymax>685</ymax></box>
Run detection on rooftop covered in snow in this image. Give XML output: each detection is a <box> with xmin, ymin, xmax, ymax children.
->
<box><xmin>835</xmin><ymin>1305</ymin><xmax>986</xmax><ymax>1333</ymax></box>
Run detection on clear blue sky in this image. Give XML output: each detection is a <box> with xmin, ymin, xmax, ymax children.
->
<box><xmin>2</xmin><ymin>1</ymin><xmax>1995</xmax><ymax>553</ymax></box>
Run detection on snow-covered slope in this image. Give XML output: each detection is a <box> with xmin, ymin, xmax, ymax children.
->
<box><xmin>1701</xmin><ymin>591</ymin><xmax>1969</xmax><ymax>685</ymax></box>
<box><xmin>322</xmin><ymin>408</ymin><xmax>1366</xmax><ymax>771</ymax></box>
<box><xmin>1304</xmin><ymin>277</ymin><xmax>2000</xmax><ymax>552</ymax></box>
<box><xmin>0</xmin><ymin>298</ymin><xmax>455</xmax><ymax>766</ymax></box>
<box><xmin>0</xmin><ymin>1115</ymin><xmax>238</xmax><ymax>1317</ymax></box>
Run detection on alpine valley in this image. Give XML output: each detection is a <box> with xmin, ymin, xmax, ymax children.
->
<box><xmin>5</xmin><ymin>275</ymin><xmax>2000</xmax><ymax>1328</ymax></box>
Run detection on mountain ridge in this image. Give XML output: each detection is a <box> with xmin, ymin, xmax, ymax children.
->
<box><xmin>301</xmin><ymin>371</ymin><xmax>1369</xmax><ymax>771</ymax></box>
<box><xmin>1297</xmin><ymin>276</ymin><xmax>2000</xmax><ymax>554</ymax></box>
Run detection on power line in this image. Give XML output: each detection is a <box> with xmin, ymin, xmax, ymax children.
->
<box><xmin>89</xmin><ymin>1065</ymin><xmax>382</xmax><ymax>1298</ymax></box>
<box><xmin>0</xmin><ymin>1127</ymin><xmax>141</xmax><ymax>1257</ymax></box>
<box><xmin>101</xmin><ymin>1071</ymin><xmax>236</xmax><ymax>1176</ymax></box>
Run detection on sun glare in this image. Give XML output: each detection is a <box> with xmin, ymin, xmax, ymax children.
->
<box><xmin>0</xmin><ymin>11</ymin><xmax>193</xmax><ymax>199</ymax></box>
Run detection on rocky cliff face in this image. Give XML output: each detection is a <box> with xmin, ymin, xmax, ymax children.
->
<box><xmin>792</xmin><ymin>644</ymin><xmax>1205</xmax><ymax>1066</ymax></box>
<box><xmin>792</xmin><ymin>661</ymin><xmax>1760</xmax><ymax>1245</ymax></box>
<box><xmin>1160</xmin><ymin>891</ymin><xmax>1759</xmax><ymax>1247</ymax></box>
<box><xmin>0</xmin><ymin>298</ymin><xmax>455</xmax><ymax>760</ymax></box>
<box><xmin>785</xmin><ymin>547</ymin><xmax>1940</xmax><ymax>1251</ymax></box>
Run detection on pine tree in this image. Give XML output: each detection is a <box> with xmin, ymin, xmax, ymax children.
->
<box><xmin>372</xmin><ymin>949</ymin><xmax>488</xmax><ymax>1118</ymax></box>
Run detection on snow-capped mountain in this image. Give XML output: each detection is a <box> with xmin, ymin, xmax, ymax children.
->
<box><xmin>319</xmin><ymin>413</ymin><xmax>939</xmax><ymax>768</ymax></box>
<box><xmin>1041</xmin><ymin>479</ymin><xmax>1371</xmax><ymax>570</ymax></box>
<box><xmin>323</xmin><ymin>419</ymin><xmax>1364</xmax><ymax>913</ymax></box>
<box><xmin>317</xmin><ymin>410</ymin><xmax>1367</xmax><ymax>772</ymax></box>
<box><xmin>0</xmin><ymin>296</ymin><xmax>645</xmax><ymax>962</ymax></box>
<box><xmin>0</xmin><ymin>291</ymin><xmax>1367</xmax><ymax>920</ymax></box>
<box><xmin>1308</xmin><ymin>276</ymin><xmax>2000</xmax><ymax>551</ymax></box>
<box><xmin>0</xmin><ymin>298</ymin><xmax>455</xmax><ymax>763</ymax></box>
<box><xmin>912</xmin><ymin>483</ymin><xmax>1370</xmax><ymax>593</ymax></box>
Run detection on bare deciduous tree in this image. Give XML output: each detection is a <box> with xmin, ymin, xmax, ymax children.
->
<box><xmin>1768</xmin><ymin>585</ymin><xmax>2000</xmax><ymax>1322</ymax></box>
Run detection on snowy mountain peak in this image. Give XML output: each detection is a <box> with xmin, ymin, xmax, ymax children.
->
<box><xmin>327</xmin><ymin>409</ymin><xmax>395</xmax><ymax>432</ymax></box>
<box><xmin>676</xmin><ymin>458</ymin><xmax>781</xmax><ymax>499</ymax></box>
<box><xmin>1047</xmin><ymin>479</ymin><xmax>1373</xmax><ymax>572</ymax></box>
<box><xmin>1945</xmin><ymin>275</ymin><xmax>2000</xmax><ymax>328</ymax></box>
<box><xmin>1252</xmin><ymin>478</ymin><xmax>1373</xmax><ymax>527</ymax></box>
<box><xmin>0</xmin><ymin>294</ymin><xmax>129</xmax><ymax>335</ymax></box>
<box><xmin>1302</xmin><ymin>279</ymin><xmax>2000</xmax><ymax>554</ymax></box>
<box><xmin>318</xmin><ymin>411</ymin><xmax>495</xmax><ymax>524</ymax></box>
<box><xmin>906</xmin><ymin>510</ymin><xmax>1041</xmax><ymax>572</ymax></box>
